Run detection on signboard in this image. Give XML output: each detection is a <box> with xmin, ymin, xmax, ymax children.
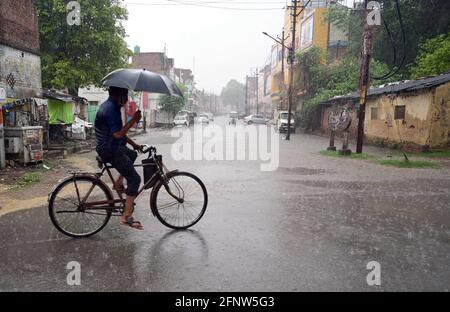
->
<box><xmin>271</xmin><ymin>45</ymin><xmax>277</xmax><ymax>69</ymax></box>
<box><xmin>300</xmin><ymin>15</ymin><xmax>314</xmax><ymax>51</ymax></box>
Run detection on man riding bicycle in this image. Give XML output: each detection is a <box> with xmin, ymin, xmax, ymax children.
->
<box><xmin>95</xmin><ymin>86</ymin><xmax>144</xmax><ymax>230</ymax></box>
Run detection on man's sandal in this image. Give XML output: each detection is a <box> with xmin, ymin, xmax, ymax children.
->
<box><xmin>120</xmin><ymin>217</ymin><xmax>143</xmax><ymax>230</ymax></box>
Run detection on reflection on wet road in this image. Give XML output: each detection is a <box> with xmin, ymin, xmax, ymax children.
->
<box><xmin>0</xmin><ymin>117</ymin><xmax>449</xmax><ymax>291</ymax></box>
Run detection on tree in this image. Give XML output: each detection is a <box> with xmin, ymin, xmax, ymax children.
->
<box><xmin>295</xmin><ymin>47</ymin><xmax>397</xmax><ymax>130</ymax></box>
<box><xmin>220</xmin><ymin>79</ymin><xmax>245</xmax><ymax>112</ymax></box>
<box><xmin>328</xmin><ymin>0</ymin><xmax>450</xmax><ymax>79</ymax></box>
<box><xmin>159</xmin><ymin>83</ymin><xmax>187</xmax><ymax>117</ymax></box>
<box><xmin>36</xmin><ymin>0</ymin><xmax>132</xmax><ymax>95</ymax></box>
<box><xmin>411</xmin><ymin>33</ymin><xmax>450</xmax><ymax>79</ymax></box>
<box><xmin>373</xmin><ymin>0</ymin><xmax>450</xmax><ymax>78</ymax></box>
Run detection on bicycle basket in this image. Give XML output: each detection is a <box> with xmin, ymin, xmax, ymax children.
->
<box><xmin>142</xmin><ymin>155</ymin><xmax>162</xmax><ymax>189</ymax></box>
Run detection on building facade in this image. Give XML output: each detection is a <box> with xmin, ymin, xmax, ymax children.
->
<box><xmin>269</xmin><ymin>1</ymin><xmax>349</xmax><ymax>123</ymax></box>
<box><xmin>0</xmin><ymin>0</ymin><xmax>42</xmax><ymax>100</ymax></box>
<box><xmin>131</xmin><ymin>51</ymin><xmax>180</xmax><ymax>126</ymax></box>
<box><xmin>320</xmin><ymin>73</ymin><xmax>450</xmax><ymax>150</ymax></box>
<box><xmin>0</xmin><ymin>0</ymin><xmax>42</xmax><ymax>168</ymax></box>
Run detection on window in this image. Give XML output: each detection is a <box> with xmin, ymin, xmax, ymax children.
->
<box><xmin>371</xmin><ymin>107</ymin><xmax>378</xmax><ymax>120</ymax></box>
<box><xmin>394</xmin><ymin>105</ymin><xmax>406</xmax><ymax>120</ymax></box>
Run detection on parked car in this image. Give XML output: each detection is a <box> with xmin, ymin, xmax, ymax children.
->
<box><xmin>174</xmin><ymin>115</ymin><xmax>190</xmax><ymax>126</ymax></box>
<box><xmin>277</xmin><ymin>111</ymin><xmax>296</xmax><ymax>133</ymax></box>
<box><xmin>238</xmin><ymin>112</ymin><xmax>247</xmax><ymax>120</ymax></box>
<box><xmin>244</xmin><ymin>114</ymin><xmax>268</xmax><ymax>125</ymax></box>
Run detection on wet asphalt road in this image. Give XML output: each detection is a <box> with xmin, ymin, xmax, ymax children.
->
<box><xmin>0</xmin><ymin>116</ymin><xmax>449</xmax><ymax>291</ymax></box>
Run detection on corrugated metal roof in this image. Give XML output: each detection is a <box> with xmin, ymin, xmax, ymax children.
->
<box><xmin>43</xmin><ymin>90</ymin><xmax>87</xmax><ymax>103</ymax></box>
<box><xmin>321</xmin><ymin>72</ymin><xmax>450</xmax><ymax>105</ymax></box>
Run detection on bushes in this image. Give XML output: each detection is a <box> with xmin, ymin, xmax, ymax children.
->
<box><xmin>295</xmin><ymin>48</ymin><xmax>398</xmax><ymax>130</ymax></box>
<box><xmin>411</xmin><ymin>33</ymin><xmax>450</xmax><ymax>79</ymax></box>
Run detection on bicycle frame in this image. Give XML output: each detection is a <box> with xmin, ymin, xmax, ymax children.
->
<box><xmin>67</xmin><ymin>150</ymin><xmax>180</xmax><ymax>213</ymax></box>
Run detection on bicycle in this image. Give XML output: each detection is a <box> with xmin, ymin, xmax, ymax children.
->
<box><xmin>48</xmin><ymin>145</ymin><xmax>208</xmax><ymax>238</ymax></box>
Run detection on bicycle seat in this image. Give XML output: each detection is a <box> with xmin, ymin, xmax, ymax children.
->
<box><xmin>96</xmin><ymin>155</ymin><xmax>110</xmax><ymax>168</ymax></box>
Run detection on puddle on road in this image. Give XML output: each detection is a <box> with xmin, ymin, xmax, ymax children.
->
<box><xmin>276</xmin><ymin>167</ymin><xmax>330</xmax><ymax>175</ymax></box>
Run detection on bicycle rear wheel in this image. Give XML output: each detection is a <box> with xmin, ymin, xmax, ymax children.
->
<box><xmin>151</xmin><ymin>172</ymin><xmax>208</xmax><ymax>230</ymax></box>
<box><xmin>49</xmin><ymin>176</ymin><xmax>113</xmax><ymax>238</ymax></box>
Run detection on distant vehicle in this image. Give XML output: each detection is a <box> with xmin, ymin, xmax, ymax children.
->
<box><xmin>206</xmin><ymin>113</ymin><xmax>214</xmax><ymax>121</ymax></box>
<box><xmin>244</xmin><ymin>114</ymin><xmax>268</xmax><ymax>125</ymax></box>
<box><xmin>238</xmin><ymin>112</ymin><xmax>247</xmax><ymax>120</ymax></box>
<box><xmin>174</xmin><ymin>115</ymin><xmax>190</xmax><ymax>126</ymax></box>
<box><xmin>229</xmin><ymin>116</ymin><xmax>237</xmax><ymax>126</ymax></box>
<box><xmin>277</xmin><ymin>111</ymin><xmax>296</xmax><ymax>133</ymax></box>
<box><xmin>175</xmin><ymin>110</ymin><xmax>194</xmax><ymax>126</ymax></box>
<box><xmin>197</xmin><ymin>114</ymin><xmax>210</xmax><ymax>124</ymax></box>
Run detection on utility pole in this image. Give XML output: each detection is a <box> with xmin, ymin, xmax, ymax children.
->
<box><xmin>255</xmin><ymin>67</ymin><xmax>259</xmax><ymax>115</ymax></box>
<box><xmin>281</xmin><ymin>27</ymin><xmax>287</xmax><ymax>109</ymax></box>
<box><xmin>285</xmin><ymin>0</ymin><xmax>311</xmax><ymax>140</ymax></box>
<box><xmin>245</xmin><ymin>75</ymin><xmax>248</xmax><ymax>115</ymax></box>
<box><xmin>263</xmin><ymin>28</ymin><xmax>289</xmax><ymax>112</ymax></box>
<box><xmin>285</xmin><ymin>0</ymin><xmax>299</xmax><ymax>140</ymax></box>
<box><xmin>356</xmin><ymin>0</ymin><xmax>374</xmax><ymax>153</ymax></box>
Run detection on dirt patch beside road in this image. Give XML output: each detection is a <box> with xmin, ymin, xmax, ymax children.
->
<box><xmin>0</xmin><ymin>152</ymin><xmax>97</xmax><ymax>218</ymax></box>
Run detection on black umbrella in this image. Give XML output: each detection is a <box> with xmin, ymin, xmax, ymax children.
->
<box><xmin>101</xmin><ymin>68</ymin><xmax>184</xmax><ymax>97</ymax></box>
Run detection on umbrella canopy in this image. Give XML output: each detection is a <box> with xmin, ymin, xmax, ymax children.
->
<box><xmin>101</xmin><ymin>68</ymin><xmax>184</xmax><ymax>97</ymax></box>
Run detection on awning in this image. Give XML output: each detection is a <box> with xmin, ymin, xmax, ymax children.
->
<box><xmin>48</xmin><ymin>99</ymin><xmax>74</xmax><ymax>125</ymax></box>
<box><xmin>1</xmin><ymin>98</ymin><xmax>37</xmax><ymax>111</ymax></box>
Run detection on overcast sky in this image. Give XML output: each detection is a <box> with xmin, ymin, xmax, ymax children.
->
<box><xmin>122</xmin><ymin>0</ymin><xmax>288</xmax><ymax>94</ymax></box>
<box><xmin>122</xmin><ymin>0</ymin><xmax>356</xmax><ymax>94</ymax></box>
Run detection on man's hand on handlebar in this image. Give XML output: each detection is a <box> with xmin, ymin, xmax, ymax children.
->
<box><xmin>133</xmin><ymin>144</ymin><xmax>146</xmax><ymax>153</ymax></box>
<box><xmin>137</xmin><ymin>144</ymin><xmax>153</xmax><ymax>154</ymax></box>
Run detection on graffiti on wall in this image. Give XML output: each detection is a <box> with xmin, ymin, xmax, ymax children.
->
<box><xmin>0</xmin><ymin>45</ymin><xmax>42</xmax><ymax>98</ymax></box>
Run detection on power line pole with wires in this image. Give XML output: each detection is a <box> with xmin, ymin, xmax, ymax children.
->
<box><xmin>255</xmin><ymin>67</ymin><xmax>259</xmax><ymax>115</ymax></box>
<box><xmin>285</xmin><ymin>0</ymin><xmax>309</xmax><ymax>140</ymax></box>
<box><xmin>356</xmin><ymin>0</ymin><xmax>375</xmax><ymax>153</ymax></box>
<box><xmin>245</xmin><ymin>75</ymin><xmax>248</xmax><ymax>115</ymax></box>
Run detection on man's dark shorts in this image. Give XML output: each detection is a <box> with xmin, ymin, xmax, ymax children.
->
<box><xmin>98</xmin><ymin>146</ymin><xmax>141</xmax><ymax>196</ymax></box>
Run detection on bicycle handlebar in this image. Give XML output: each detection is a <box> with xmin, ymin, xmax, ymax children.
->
<box><xmin>141</xmin><ymin>144</ymin><xmax>156</xmax><ymax>155</ymax></box>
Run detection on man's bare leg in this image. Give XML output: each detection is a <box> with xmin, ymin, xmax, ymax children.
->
<box><xmin>120</xmin><ymin>195</ymin><xmax>143</xmax><ymax>230</ymax></box>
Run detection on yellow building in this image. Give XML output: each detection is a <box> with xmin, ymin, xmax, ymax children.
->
<box><xmin>270</xmin><ymin>2</ymin><xmax>348</xmax><ymax>114</ymax></box>
<box><xmin>320</xmin><ymin>73</ymin><xmax>450</xmax><ymax>150</ymax></box>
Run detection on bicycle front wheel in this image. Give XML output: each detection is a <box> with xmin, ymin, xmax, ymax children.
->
<box><xmin>151</xmin><ymin>172</ymin><xmax>208</xmax><ymax>230</ymax></box>
<box><xmin>49</xmin><ymin>176</ymin><xmax>113</xmax><ymax>238</ymax></box>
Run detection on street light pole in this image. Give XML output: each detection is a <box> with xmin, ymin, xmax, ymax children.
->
<box><xmin>262</xmin><ymin>0</ymin><xmax>310</xmax><ymax>140</ymax></box>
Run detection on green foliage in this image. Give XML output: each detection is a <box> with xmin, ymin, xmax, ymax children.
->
<box><xmin>328</xmin><ymin>0</ymin><xmax>450</xmax><ymax>79</ymax></box>
<box><xmin>320</xmin><ymin>150</ymin><xmax>375</xmax><ymax>160</ymax></box>
<box><xmin>416</xmin><ymin>150</ymin><xmax>450</xmax><ymax>159</ymax></box>
<box><xmin>320</xmin><ymin>150</ymin><xmax>440</xmax><ymax>168</ymax></box>
<box><xmin>36</xmin><ymin>0</ymin><xmax>132</xmax><ymax>94</ymax></box>
<box><xmin>220</xmin><ymin>79</ymin><xmax>245</xmax><ymax>112</ymax></box>
<box><xmin>411</xmin><ymin>33</ymin><xmax>450</xmax><ymax>79</ymax></box>
<box><xmin>377</xmin><ymin>159</ymin><xmax>439</xmax><ymax>169</ymax></box>
<box><xmin>374</xmin><ymin>0</ymin><xmax>450</xmax><ymax>78</ymax></box>
<box><xmin>159</xmin><ymin>83</ymin><xmax>186</xmax><ymax>116</ymax></box>
<box><xmin>295</xmin><ymin>46</ymin><xmax>397</xmax><ymax>129</ymax></box>
<box><xmin>326</xmin><ymin>3</ymin><xmax>364</xmax><ymax>58</ymax></box>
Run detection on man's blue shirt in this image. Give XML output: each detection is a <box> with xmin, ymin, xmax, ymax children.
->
<box><xmin>95</xmin><ymin>97</ymin><xmax>126</xmax><ymax>155</ymax></box>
